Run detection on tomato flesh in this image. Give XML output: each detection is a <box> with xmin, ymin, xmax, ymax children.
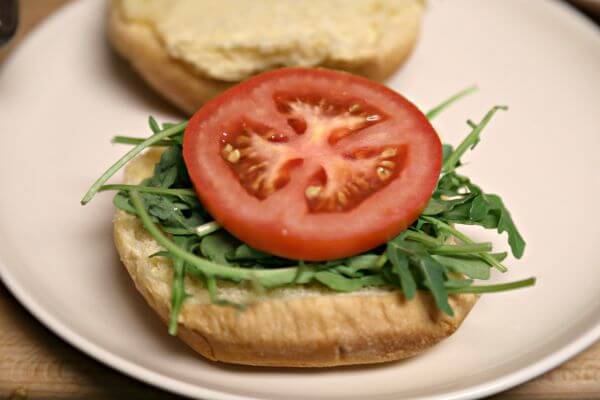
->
<box><xmin>183</xmin><ymin>68</ymin><xmax>442</xmax><ymax>261</ymax></box>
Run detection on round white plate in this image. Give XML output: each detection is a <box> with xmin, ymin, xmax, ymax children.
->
<box><xmin>1</xmin><ymin>1</ymin><xmax>599</xmax><ymax>399</ymax></box>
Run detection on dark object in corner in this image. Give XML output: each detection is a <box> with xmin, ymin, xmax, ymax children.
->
<box><xmin>0</xmin><ymin>0</ymin><xmax>19</xmax><ymax>46</ymax></box>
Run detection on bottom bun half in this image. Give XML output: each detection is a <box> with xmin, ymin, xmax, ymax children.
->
<box><xmin>113</xmin><ymin>149</ymin><xmax>478</xmax><ymax>367</ymax></box>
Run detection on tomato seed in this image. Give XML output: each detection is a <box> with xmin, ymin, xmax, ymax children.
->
<box><xmin>305</xmin><ymin>185</ymin><xmax>322</xmax><ymax>198</ymax></box>
<box><xmin>380</xmin><ymin>148</ymin><xmax>397</xmax><ymax>158</ymax></box>
<box><xmin>348</xmin><ymin>104</ymin><xmax>361</xmax><ymax>113</ymax></box>
<box><xmin>379</xmin><ymin>160</ymin><xmax>395</xmax><ymax>169</ymax></box>
<box><xmin>376</xmin><ymin>167</ymin><xmax>391</xmax><ymax>180</ymax></box>
<box><xmin>227</xmin><ymin>149</ymin><xmax>241</xmax><ymax>163</ymax></box>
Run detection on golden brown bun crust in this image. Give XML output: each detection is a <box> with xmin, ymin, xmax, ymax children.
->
<box><xmin>107</xmin><ymin>1</ymin><xmax>424</xmax><ymax>115</ymax></box>
<box><xmin>113</xmin><ymin>149</ymin><xmax>477</xmax><ymax>367</ymax></box>
<box><xmin>107</xmin><ymin>1</ymin><xmax>232</xmax><ymax>114</ymax></box>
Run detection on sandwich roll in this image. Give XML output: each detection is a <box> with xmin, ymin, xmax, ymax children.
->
<box><xmin>107</xmin><ymin>0</ymin><xmax>426</xmax><ymax>114</ymax></box>
<box><xmin>113</xmin><ymin>149</ymin><xmax>478</xmax><ymax>367</ymax></box>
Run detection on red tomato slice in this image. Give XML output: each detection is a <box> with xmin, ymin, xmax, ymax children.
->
<box><xmin>183</xmin><ymin>68</ymin><xmax>441</xmax><ymax>261</ymax></box>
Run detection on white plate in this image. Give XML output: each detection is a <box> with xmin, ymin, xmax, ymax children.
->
<box><xmin>1</xmin><ymin>1</ymin><xmax>599</xmax><ymax>399</ymax></box>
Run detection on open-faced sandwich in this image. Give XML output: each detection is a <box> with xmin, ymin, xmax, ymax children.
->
<box><xmin>82</xmin><ymin>68</ymin><xmax>534</xmax><ymax>367</ymax></box>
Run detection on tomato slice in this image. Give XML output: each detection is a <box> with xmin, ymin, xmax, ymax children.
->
<box><xmin>183</xmin><ymin>68</ymin><xmax>441</xmax><ymax>261</ymax></box>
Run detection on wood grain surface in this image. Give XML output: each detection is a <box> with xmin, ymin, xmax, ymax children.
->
<box><xmin>1</xmin><ymin>1</ymin><xmax>599</xmax><ymax>399</ymax></box>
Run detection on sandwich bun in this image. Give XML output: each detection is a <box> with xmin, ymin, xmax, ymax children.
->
<box><xmin>107</xmin><ymin>0</ymin><xmax>425</xmax><ymax>115</ymax></box>
<box><xmin>113</xmin><ymin>149</ymin><xmax>478</xmax><ymax>367</ymax></box>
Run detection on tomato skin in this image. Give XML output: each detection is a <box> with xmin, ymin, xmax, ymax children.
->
<box><xmin>184</xmin><ymin>68</ymin><xmax>441</xmax><ymax>261</ymax></box>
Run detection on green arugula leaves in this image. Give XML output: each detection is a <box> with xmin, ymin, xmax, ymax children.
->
<box><xmin>442</xmin><ymin>105</ymin><xmax>507</xmax><ymax>173</ymax></box>
<box><xmin>388</xmin><ymin>234</ymin><xmax>452</xmax><ymax>315</ymax></box>
<box><xmin>82</xmin><ymin>90</ymin><xmax>535</xmax><ymax>335</ymax></box>
<box><xmin>422</xmin><ymin>105</ymin><xmax>526</xmax><ymax>260</ymax></box>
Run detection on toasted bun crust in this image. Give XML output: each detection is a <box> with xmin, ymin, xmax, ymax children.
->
<box><xmin>113</xmin><ymin>149</ymin><xmax>477</xmax><ymax>367</ymax></box>
<box><xmin>107</xmin><ymin>0</ymin><xmax>425</xmax><ymax>115</ymax></box>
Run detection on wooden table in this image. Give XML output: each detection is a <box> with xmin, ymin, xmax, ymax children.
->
<box><xmin>1</xmin><ymin>1</ymin><xmax>599</xmax><ymax>399</ymax></box>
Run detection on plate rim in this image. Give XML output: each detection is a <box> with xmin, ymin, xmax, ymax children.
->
<box><xmin>1</xmin><ymin>0</ymin><xmax>600</xmax><ymax>399</ymax></box>
<box><xmin>3</xmin><ymin>259</ymin><xmax>600</xmax><ymax>400</ymax></box>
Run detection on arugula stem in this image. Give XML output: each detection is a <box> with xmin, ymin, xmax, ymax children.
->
<box><xmin>195</xmin><ymin>221</ymin><xmax>221</xmax><ymax>238</ymax></box>
<box><xmin>205</xmin><ymin>275</ymin><xmax>246</xmax><ymax>309</ymax></box>
<box><xmin>406</xmin><ymin>230</ymin><xmax>492</xmax><ymax>254</ymax></box>
<box><xmin>423</xmin><ymin>216</ymin><xmax>508</xmax><ymax>272</ymax></box>
<box><xmin>405</xmin><ymin>231</ymin><xmax>440</xmax><ymax>247</ymax></box>
<box><xmin>425</xmin><ymin>86</ymin><xmax>478</xmax><ymax>120</ymax></box>
<box><xmin>375</xmin><ymin>253</ymin><xmax>388</xmax><ymax>269</ymax></box>
<box><xmin>99</xmin><ymin>184</ymin><xmax>196</xmax><ymax>197</ymax></box>
<box><xmin>431</xmin><ymin>242</ymin><xmax>493</xmax><ymax>255</ymax></box>
<box><xmin>81</xmin><ymin>121</ymin><xmax>187</xmax><ymax>205</ymax></box>
<box><xmin>148</xmin><ymin>116</ymin><xmax>161</xmax><ymax>133</ymax></box>
<box><xmin>130</xmin><ymin>190</ymin><xmax>250</xmax><ymax>280</ymax></box>
<box><xmin>447</xmin><ymin>277</ymin><xmax>535</xmax><ymax>293</ymax></box>
<box><xmin>442</xmin><ymin>106</ymin><xmax>507</xmax><ymax>173</ymax></box>
<box><xmin>113</xmin><ymin>136</ymin><xmax>175</xmax><ymax>147</ymax></box>
<box><xmin>162</xmin><ymin>226</ymin><xmax>193</xmax><ymax>235</ymax></box>
<box><xmin>129</xmin><ymin>191</ymin><xmax>318</xmax><ymax>288</ymax></box>
<box><xmin>168</xmin><ymin>258</ymin><xmax>187</xmax><ymax>335</ymax></box>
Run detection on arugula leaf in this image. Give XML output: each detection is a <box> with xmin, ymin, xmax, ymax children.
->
<box><xmin>110</xmin><ymin>150</ymin><xmax>207</xmax><ymax>235</ymax></box>
<box><xmin>231</xmin><ymin>244</ymin><xmax>271</xmax><ymax>260</ymax></box>
<box><xmin>141</xmin><ymin>193</ymin><xmax>203</xmax><ymax>229</ymax></box>
<box><xmin>229</xmin><ymin>244</ymin><xmax>296</xmax><ymax>266</ymax></box>
<box><xmin>345</xmin><ymin>254</ymin><xmax>380</xmax><ymax>270</ymax></box>
<box><xmin>162</xmin><ymin>122</ymin><xmax>178</xmax><ymax>130</ymax></box>
<box><xmin>412</xmin><ymin>253</ymin><xmax>454</xmax><ymax>316</ymax></box>
<box><xmin>387</xmin><ymin>238</ymin><xmax>417</xmax><ymax>299</ymax></box>
<box><xmin>314</xmin><ymin>271</ymin><xmax>385</xmax><ymax>292</ymax></box>
<box><xmin>169</xmin><ymin>256</ymin><xmax>187</xmax><ymax>335</ymax></box>
<box><xmin>422</xmin><ymin>198</ymin><xmax>451</xmax><ymax>216</ymax></box>
<box><xmin>388</xmin><ymin>232</ymin><xmax>454</xmax><ymax>316</ymax></box>
<box><xmin>149</xmin><ymin>116</ymin><xmax>161</xmax><ymax>134</ymax></box>
<box><xmin>426</xmin><ymin>116</ymin><xmax>527</xmax><ymax>261</ymax></box>
<box><xmin>387</xmin><ymin>235</ymin><xmax>452</xmax><ymax>315</ymax></box>
<box><xmin>432</xmin><ymin>254</ymin><xmax>491</xmax><ymax>280</ymax></box>
<box><xmin>468</xmin><ymin>194</ymin><xmax>526</xmax><ymax>259</ymax></box>
<box><xmin>442</xmin><ymin>144</ymin><xmax>454</xmax><ymax>164</ymax></box>
<box><xmin>145</xmin><ymin>145</ymin><xmax>191</xmax><ymax>189</ymax></box>
<box><xmin>333</xmin><ymin>265</ymin><xmax>366</xmax><ymax>278</ymax></box>
<box><xmin>436</xmin><ymin>171</ymin><xmax>472</xmax><ymax>193</ymax></box>
<box><xmin>422</xmin><ymin>216</ymin><xmax>508</xmax><ymax>273</ymax></box>
<box><xmin>168</xmin><ymin>235</ymin><xmax>194</xmax><ymax>335</ymax></box>
<box><xmin>423</xmin><ymin>195</ymin><xmax>471</xmax><ymax>216</ymax></box>
<box><xmin>113</xmin><ymin>191</ymin><xmax>136</xmax><ymax>214</ymax></box>
<box><xmin>489</xmin><ymin>252</ymin><xmax>508</xmax><ymax>262</ymax></box>
<box><xmin>332</xmin><ymin>255</ymin><xmax>380</xmax><ymax>278</ymax></box>
<box><xmin>200</xmin><ymin>232</ymin><xmax>237</xmax><ymax>264</ymax></box>
<box><xmin>431</xmin><ymin>187</ymin><xmax>525</xmax><ymax>260</ymax></box>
